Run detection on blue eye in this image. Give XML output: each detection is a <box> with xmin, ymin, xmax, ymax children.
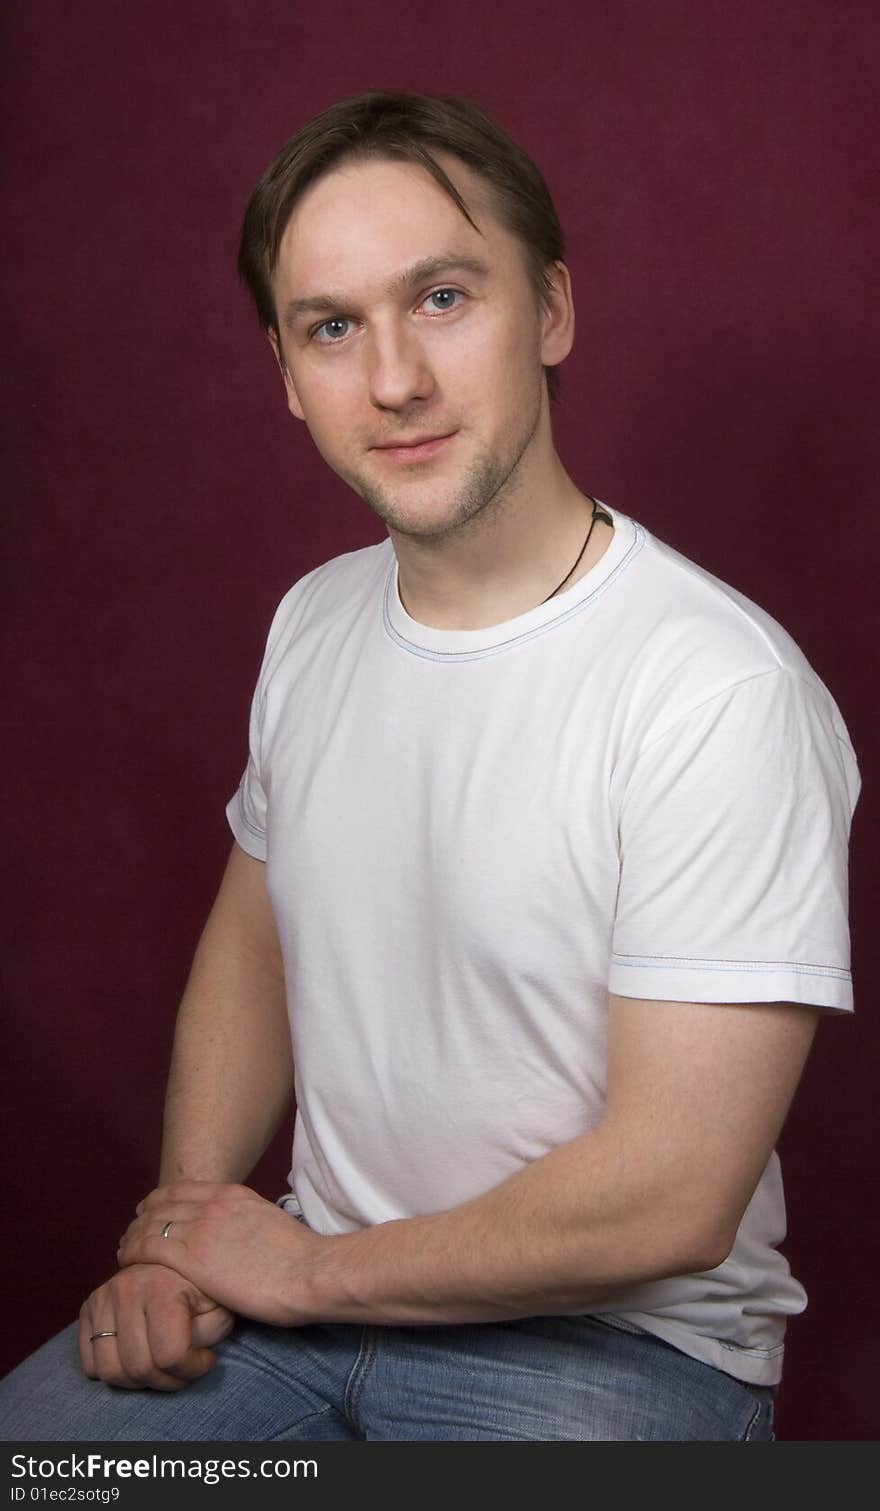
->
<box><xmin>313</xmin><ymin>317</ymin><xmax>351</xmax><ymax>344</ymax></box>
<box><xmin>422</xmin><ymin>288</ymin><xmax>462</xmax><ymax>313</ymax></box>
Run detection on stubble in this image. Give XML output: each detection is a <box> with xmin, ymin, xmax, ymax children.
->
<box><xmin>352</xmin><ymin>385</ymin><xmax>544</xmax><ymax>546</ymax></box>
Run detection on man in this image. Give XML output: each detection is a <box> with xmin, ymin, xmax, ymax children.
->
<box><xmin>0</xmin><ymin>92</ymin><xmax>859</xmax><ymax>1441</ymax></box>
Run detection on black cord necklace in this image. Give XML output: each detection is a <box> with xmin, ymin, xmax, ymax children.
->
<box><xmin>540</xmin><ymin>496</ymin><xmax>611</xmax><ymax>604</ymax></box>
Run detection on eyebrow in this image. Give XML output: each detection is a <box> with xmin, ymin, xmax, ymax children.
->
<box><xmin>281</xmin><ymin>254</ymin><xmax>491</xmax><ymax>329</ymax></box>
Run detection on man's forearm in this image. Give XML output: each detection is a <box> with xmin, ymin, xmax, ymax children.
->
<box><xmin>159</xmin><ymin>951</ymin><xmax>291</xmax><ymax>1185</ymax></box>
<box><xmin>122</xmin><ymin>1118</ymin><xmax>724</xmax><ymax>1330</ymax></box>
<box><xmin>290</xmin><ymin>997</ymin><xmax>816</xmax><ymax>1327</ymax></box>
<box><xmin>297</xmin><ymin>1121</ymin><xmax>721</xmax><ymax>1326</ymax></box>
<box><xmin>160</xmin><ymin>844</ymin><xmax>293</xmax><ymax>1185</ymax></box>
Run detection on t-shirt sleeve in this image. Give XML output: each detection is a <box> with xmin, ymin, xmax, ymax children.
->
<box><xmin>609</xmin><ymin>667</ymin><xmax>859</xmax><ymax>1012</ymax></box>
<box><xmin>225</xmin><ymin>675</ymin><xmax>268</xmax><ymax>862</ymax></box>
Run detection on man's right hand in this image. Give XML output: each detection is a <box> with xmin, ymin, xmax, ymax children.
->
<box><xmin>78</xmin><ymin>1263</ymin><xmax>235</xmax><ymax>1391</ymax></box>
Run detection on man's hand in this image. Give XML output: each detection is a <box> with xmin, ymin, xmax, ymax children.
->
<box><xmin>78</xmin><ymin>1263</ymin><xmax>235</xmax><ymax>1391</ymax></box>
<box><xmin>117</xmin><ymin>1182</ymin><xmax>323</xmax><ymax>1327</ymax></box>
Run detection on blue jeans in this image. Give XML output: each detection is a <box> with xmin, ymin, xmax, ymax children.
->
<box><xmin>0</xmin><ymin>1314</ymin><xmax>774</xmax><ymax>1441</ymax></box>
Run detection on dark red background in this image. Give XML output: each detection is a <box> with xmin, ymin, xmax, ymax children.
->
<box><xmin>3</xmin><ymin>0</ymin><xmax>877</xmax><ymax>1440</ymax></box>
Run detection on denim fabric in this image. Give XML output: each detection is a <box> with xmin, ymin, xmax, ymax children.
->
<box><xmin>0</xmin><ymin>1314</ymin><xmax>775</xmax><ymax>1442</ymax></box>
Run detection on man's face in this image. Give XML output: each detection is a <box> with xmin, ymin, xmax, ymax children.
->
<box><xmin>271</xmin><ymin>154</ymin><xmax>564</xmax><ymax>542</ymax></box>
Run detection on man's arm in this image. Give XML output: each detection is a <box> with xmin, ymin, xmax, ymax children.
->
<box><xmin>159</xmin><ymin>840</ymin><xmax>292</xmax><ymax>1185</ymax></box>
<box><xmin>80</xmin><ymin>841</ymin><xmax>293</xmax><ymax>1389</ymax></box>
<box><xmin>119</xmin><ymin>993</ymin><xmax>818</xmax><ymax>1326</ymax></box>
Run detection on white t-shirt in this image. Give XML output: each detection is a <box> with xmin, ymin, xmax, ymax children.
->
<box><xmin>227</xmin><ymin>505</ymin><xmax>859</xmax><ymax>1385</ymax></box>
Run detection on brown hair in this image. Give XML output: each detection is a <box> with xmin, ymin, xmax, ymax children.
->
<box><xmin>238</xmin><ymin>91</ymin><xmax>566</xmax><ymax>398</ymax></box>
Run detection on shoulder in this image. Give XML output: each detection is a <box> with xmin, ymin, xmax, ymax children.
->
<box><xmin>621</xmin><ymin>516</ymin><xmax>808</xmax><ymax>674</ymax></box>
<box><xmin>258</xmin><ymin>539</ymin><xmax>394</xmax><ymax>682</ymax></box>
<box><xmin>613</xmin><ymin>513</ymin><xmax>836</xmax><ymax>709</ymax></box>
<box><xmin>271</xmin><ymin>538</ymin><xmax>393</xmax><ymax>628</ymax></box>
<box><xmin>604</xmin><ymin>512</ymin><xmax>857</xmax><ymax>786</ymax></box>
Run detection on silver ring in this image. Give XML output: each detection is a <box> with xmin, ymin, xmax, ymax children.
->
<box><xmin>161</xmin><ymin>1220</ymin><xmax>174</xmax><ymax>1239</ymax></box>
<box><xmin>89</xmin><ymin>1330</ymin><xmax>118</xmax><ymax>1342</ymax></box>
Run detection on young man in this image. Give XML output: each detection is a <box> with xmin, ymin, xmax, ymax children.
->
<box><xmin>0</xmin><ymin>93</ymin><xmax>859</xmax><ymax>1442</ymax></box>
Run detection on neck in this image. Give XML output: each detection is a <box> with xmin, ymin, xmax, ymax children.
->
<box><xmin>391</xmin><ymin>431</ymin><xmax>612</xmax><ymax>631</ymax></box>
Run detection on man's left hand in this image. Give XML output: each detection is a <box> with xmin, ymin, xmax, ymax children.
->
<box><xmin>117</xmin><ymin>1181</ymin><xmax>323</xmax><ymax>1327</ymax></box>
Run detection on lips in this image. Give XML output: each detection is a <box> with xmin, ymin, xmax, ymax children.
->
<box><xmin>370</xmin><ymin>432</ymin><xmax>456</xmax><ymax>461</ymax></box>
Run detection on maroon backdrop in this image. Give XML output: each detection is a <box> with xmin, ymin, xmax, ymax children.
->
<box><xmin>3</xmin><ymin>0</ymin><xmax>877</xmax><ymax>1441</ymax></box>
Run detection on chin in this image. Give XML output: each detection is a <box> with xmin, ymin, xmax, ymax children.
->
<box><xmin>356</xmin><ymin>455</ymin><xmax>513</xmax><ymax>542</ymax></box>
<box><xmin>364</xmin><ymin>500</ymin><xmax>460</xmax><ymax>541</ymax></box>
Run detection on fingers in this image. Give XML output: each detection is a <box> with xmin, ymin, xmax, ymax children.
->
<box><xmin>120</xmin><ymin>1188</ymin><xmax>257</xmax><ymax>1274</ymax></box>
<box><xmin>80</xmin><ymin>1297</ymin><xmax>182</xmax><ymax>1392</ymax></box>
<box><xmin>126</xmin><ymin>1199</ymin><xmax>199</xmax><ymax>1238</ymax></box>
<box><xmin>78</xmin><ymin>1289</ymin><xmax>126</xmax><ymax>1382</ymax></box>
<box><xmin>144</xmin><ymin>1298</ymin><xmax>221</xmax><ymax>1383</ymax></box>
<box><xmin>77</xmin><ymin>1301</ymin><xmax>101</xmax><ymax>1381</ymax></box>
<box><xmin>191</xmin><ymin>1305</ymin><xmax>235</xmax><ymax>1350</ymax></box>
<box><xmin>80</xmin><ymin>1288</ymin><xmax>186</xmax><ymax>1392</ymax></box>
<box><xmin>119</xmin><ymin>1192</ymin><xmax>233</xmax><ymax>1266</ymax></box>
<box><xmin>117</xmin><ymin>1205</ymin><xmax>193</xmax><ymax>1272</ymax></box>
<box><xmin>123</xmin><ymin>1184</ymin><xmax>263</xmax><ymax>1272</ymax></box>
<box><xmin>111</xmin><ymin>1305</ymin><xmax>192</xmax><ymax>1392</ymax></box>
<box><xmin>78</xmin><ymin>1266</ymin><xmax>227</xmax><ymax>1393</ymax></box>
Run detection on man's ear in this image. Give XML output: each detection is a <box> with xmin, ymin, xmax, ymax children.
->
<box><xmin>539</xmin><ymin>260</ymin><xmax>575</xmax><ymax>369</ymax></box>
<box><xmin>267</xmin><ymin>328</ymin><xmax>305</xmax><ymax>421</ymax></box>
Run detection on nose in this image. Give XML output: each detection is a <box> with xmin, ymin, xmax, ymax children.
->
<box><xmin>367</xmin><ymin>317</ymin><xmax>436</xmax><ymax>411</ymax></box>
